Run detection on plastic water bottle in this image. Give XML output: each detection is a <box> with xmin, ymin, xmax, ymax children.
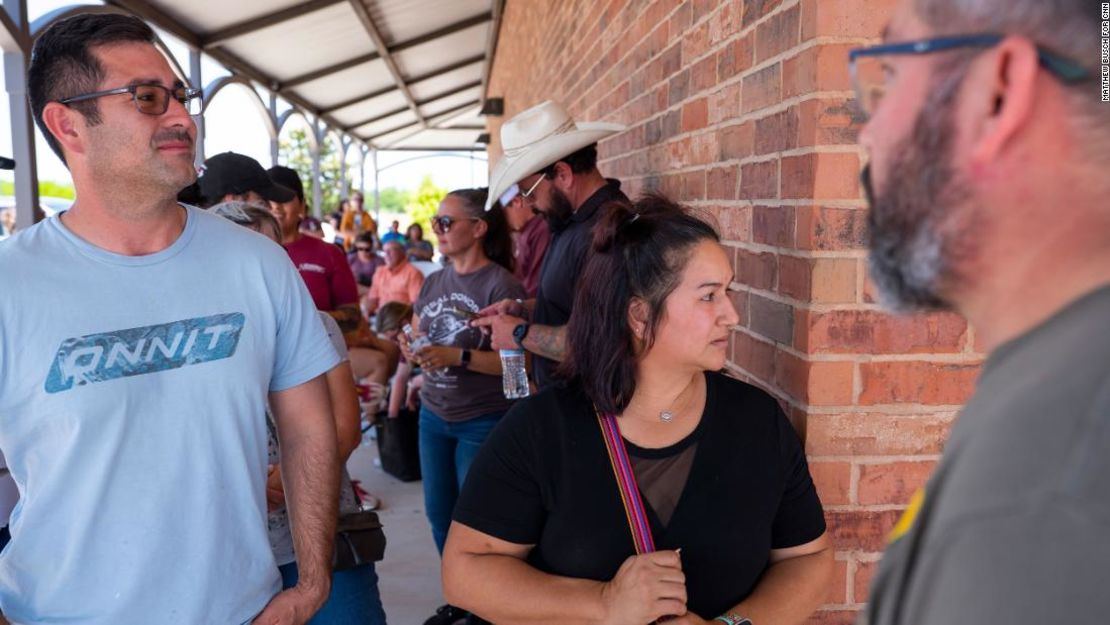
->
<box><xmin>403</xmin><ymin>323</ymin><xmax>431</xmax><ymax>352</ymax></box>
<box><xmin>500</xmin><ymin>349</ymin><xmax>530</xmax><ymax>399</ymax></box>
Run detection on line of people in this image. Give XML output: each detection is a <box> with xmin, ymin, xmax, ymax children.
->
<box><xmin>4</xmin><ymin>0</ymin><xmax>1110</xmax><ymax>623</ymax></box>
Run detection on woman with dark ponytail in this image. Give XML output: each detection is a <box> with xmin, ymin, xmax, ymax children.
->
<box><xmin>442</xmin><ymin>194</ymin><xmax>833</xmax><ymax>625</ymax></box>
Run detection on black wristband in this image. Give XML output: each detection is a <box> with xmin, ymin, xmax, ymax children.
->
<box><xmin>460</xmin><ymin>349</ymin><xmax>472</xmax><ymax>367</ymax></box>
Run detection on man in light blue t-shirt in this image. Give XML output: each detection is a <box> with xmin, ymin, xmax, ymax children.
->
<box><xmin>0</xmin><ymin>14</ymin><xmax>341</xmax><ymax>625</ymax></box>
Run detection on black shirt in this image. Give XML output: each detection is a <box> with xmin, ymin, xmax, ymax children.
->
<box><xmin>453</xmin><ymin>372</ymin><xmax>827</xmax><ymax>618</ymax></box>
<box><xmin>532</xmin><ymin>180</ymin><xmax>629</xmax><ymax>387</ymax></box>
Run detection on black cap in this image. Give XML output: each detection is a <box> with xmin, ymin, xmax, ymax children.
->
<box><xmin>198</xmin><ymin>152</ymin><xmax>295</xmax><ymax>204</ymax></box>
<box><xmin>266</xmin><ymin>165</ymin><xmax>305</xmax><ymax>202</ymax></box>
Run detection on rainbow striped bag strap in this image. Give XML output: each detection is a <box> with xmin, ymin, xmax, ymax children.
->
<box><xmin>596</xmin><ymin>407</ymin><xmax>657</xmax><ymax>555</ymax></box>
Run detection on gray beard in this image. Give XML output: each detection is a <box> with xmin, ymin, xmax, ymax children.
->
<box><xmin>863</xmin><ymin>68</ymin><xmax>976</xmax><ymax>313</ymax></box>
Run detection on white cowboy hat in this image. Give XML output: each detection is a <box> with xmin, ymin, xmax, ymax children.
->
<box><xmin>485</xmin><ymin>100</ymin><xmax>625</xmax><ymax>210</ymax></box>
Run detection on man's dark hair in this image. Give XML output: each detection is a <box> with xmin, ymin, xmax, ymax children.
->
<box><xmin>560</xmin><ymin>193</ymin><xmax>719</xmax><ymax>415</ymax></box>
<box><xmin>28</xmin><ymin>13</ymin><xmax>156</xmax><ymax>164</ymax></box>
<box><xmin>447</xmin><ymin>188</ymin><xmax>514</xmax><ymax>273</ymax></box>
<box><xmin>539</xmin><ymin>143</ymin><xmax>598</xmax><ymax>178</ymax></box>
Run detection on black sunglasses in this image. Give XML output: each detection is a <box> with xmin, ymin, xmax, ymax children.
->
<box><xmin>432</xmin><ymin>215</ymin><xmax>479</xmax><ymax>234</ymax></box>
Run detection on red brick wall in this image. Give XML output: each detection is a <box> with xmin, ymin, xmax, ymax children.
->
<box><xmin>486</xmin><ymin>1</ymin><xmax>983</xmax><ymax>621</ymax></box>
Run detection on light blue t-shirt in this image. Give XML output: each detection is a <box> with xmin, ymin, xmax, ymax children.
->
<box><xmin>0</xmin><ymin>207</ymin><xmax>340</xmax><ymax>624</ymax></box>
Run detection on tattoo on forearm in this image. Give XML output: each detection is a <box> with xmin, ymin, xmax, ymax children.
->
<box><xmin>524</xmin><ymin>324</ymin><xmax>566</xmax><ymax>361</ymax></box>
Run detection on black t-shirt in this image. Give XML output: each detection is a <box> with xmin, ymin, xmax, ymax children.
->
<box><xmin>532</xmin><ymin>180</ymin><xmax>629</xmax><ymax>387</ymax></box>
<box><xmin>453</xmin><ymin>372</ymin><xmax>827</xmax><ymax>618</ymax></box>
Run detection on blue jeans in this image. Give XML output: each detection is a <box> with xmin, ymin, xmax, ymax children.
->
<box><xmin>279</xmin><ymin>561</ymin><xmax>387</xmax><ymax>625</ymax></box>
<box><xmin>418</xmin><ymin>407</ymin><xmax>502</xmax><ymax>554</ymax></box>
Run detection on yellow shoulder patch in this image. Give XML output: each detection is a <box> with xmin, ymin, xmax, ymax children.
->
<box><xmin>888</xmin><ymin>488</ymin><xmax>925</xmax><ymax>543</ymax></box>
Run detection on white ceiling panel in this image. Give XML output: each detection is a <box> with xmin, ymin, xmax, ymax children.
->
<box><xmin>354</xmin><ymin>110</ymin><xmax>419</xmax><ymax>139</ymax></box>
<box><xmin>365</xmin><ymin>0</ymin><xmax>489</xmax><ymax>46</ymax></box>
<box><xmin>219</xmin><ymin>4</ymin><xmax>375</xmax><ymax>80</ymax></box>
<box><xmin>158</xmin><ymin>0</ymin><xmax>305</xmax><ymax>34</ymax></box>
<box><xmin>134</xmin><ymin>0</ymin><xmax>495</xmax><ymax>151</ymax></box>
<box><xmin>390</xmin><ymin>128</ymin><xmax>483</xmax><ymax>149</ymax></box>
<box><xmin>289</xmin><ymin>60</ymin><xmax>396</xmax><ymax>109</ymax></box>
<box><xmin>419</xmin><ymin>86</ymin><xmax>483</xmax><ymax>118</ymax></box>
<box><xmin>392</xmin><ymin>23</ymin><xmax>489</xmax><ymax>78</ymax></box>
<box><xmin>408</xmin><ymin>62</ymin><xmax>484</xmax><ymax>101</ymax></box>
<box><xmin>331</xmin><ymin>91</ymin><xmax>410</xmax><ymax>126</ymax></box>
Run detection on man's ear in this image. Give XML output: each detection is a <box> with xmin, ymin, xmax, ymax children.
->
<box><xmin>41</xmin><ymin>102</ymin><xmax>87</xmax><ymax>160</ymax></box>
<box><xmin>967</xmin><ymin>35</ymin><xmax>1039</xmax><ymax>168</ymax></box>
<box><xmin>551</xmin><ymin>161</ymin><xmax>574</xmax><ymax>193</ymax></box>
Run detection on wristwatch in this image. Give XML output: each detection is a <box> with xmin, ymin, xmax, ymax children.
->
<box><xmin>459</xmin><ymin>349</ymin><xmax>472</xmax><ymax>367</ymax></box>
<box><xmin>511</xmin><ymin>322</ymin><xmax>531</xmax><ymax>349</ymax></box>
<box><xmin>714</xmin><ymin>614</ymin><xmax>752</xmax><ymax>625</ymax></box>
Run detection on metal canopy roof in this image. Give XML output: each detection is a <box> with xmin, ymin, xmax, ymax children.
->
<box><xmin>103</xmin><ymin>0</ymin><xmax>501</xmax><ymax>151</ymax></box>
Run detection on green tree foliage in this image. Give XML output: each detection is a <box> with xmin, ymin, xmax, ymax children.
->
<box><xmin>0</xmin><ymin>180</ymin><xmax>76</xmax><ymax>199</ymax></box>
<box><xmin>377</xmin><ymin>187</ymin><xmax>410</xmax><ymax>214</ymax></box>
<box><xmin>406</xmin><ymin>175</ymin><xmax>448</xmax><ymax>239</ymax></box>
<box><xmin>278</xmin><ymin>128</ymin><xmax>352</xmax><ymax>215</ymax></box>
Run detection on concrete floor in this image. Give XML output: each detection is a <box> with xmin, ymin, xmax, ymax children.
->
<box><xmin>348</xmin><ymin>429</ymin><xmax>444</xmax><ymax>625</ymax></box>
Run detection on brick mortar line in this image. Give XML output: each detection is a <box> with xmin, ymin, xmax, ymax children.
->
<box><xmin>731</xmin><ymin>320</ymin><xmax>982</xmax><ymax>365</ymax></box>
<box><xmin>611</xmin><ymin>84</ymin><xmax>856</xmax><ymax>132</ymax></box>
<box><xmin>573</xmin><ymin>0</ymin><xmax>724</xmax><ymax>112</ymax></box>
<box><xmin>671</xmin><ymin>198</ymin><xmax>869</xmax><ymax>210</ymax></box>
<box><xmin>819</xmin><ymin>602</ymin><xmax>868</xmax><ymax>610</ymax></box>
<box><xmin>823</xmin><ymin>504</ymin><xmax>912</xmax><ymax>512</ymax></box>
<box><xmin>846</xmin><ymin>558</ymin><xmax>859</xmax><ymax>604</ymax></box>
<box><xmin>848</xmin><ymin>462</ymin><xmax>861</xmax><ymax>505</ymax></box>
<box><xmin>609</xmin><ymin>145</ymin><xmax>866</xmax><ymax>178</ymax></box>
<box><xmin>804</xmin><ymin>405</ymin><xmax>960</xmax><ymax>415</ymax></box>
<box><xmin>601</xmin><ymin>89</ymin><xmax>860</xmax><ymax>159</ymax></box>
<box><xmin>809</xmin><ymin>455</ymin><xmax>944</xmax><ymax>463</ymax></box>
<box><xmin>724</xmin><ymin>242</ymin><xmax>868</xmax><ymax>258</ymax></box>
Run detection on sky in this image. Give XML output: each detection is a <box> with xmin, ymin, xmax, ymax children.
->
<box><xmin>0</xmin><ymin>0</ymin><xmax>488</xmax><ymax>198</ymax></box>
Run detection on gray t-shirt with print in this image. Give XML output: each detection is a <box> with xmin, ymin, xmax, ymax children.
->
<box><xmin>415</xmin><ymin>262</ymin><xmax>526</xmax><ymax>422</ymax></box>
<box><xmin>267</xmin><ymin>313</ymin><xmax>360</xmax><ymax>566</ymax></box>
<box><xmin>862</xmin><ymin>285</ymin><xmax>1110</xmax><ymax>625</ymax></box>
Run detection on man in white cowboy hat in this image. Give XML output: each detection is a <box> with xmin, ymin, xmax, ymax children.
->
<box><xmin>474</xmin><ymin>100</ymin><xmax>626</xmax><ymax>388</ymax></box>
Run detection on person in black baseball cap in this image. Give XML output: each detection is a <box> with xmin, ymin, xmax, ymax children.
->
<box><xmin>197</xmin><ymin>151</ymin><xmax>294</xmax><ymax>207</ymax></box>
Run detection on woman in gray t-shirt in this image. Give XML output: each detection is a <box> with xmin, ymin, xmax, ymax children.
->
<box><xmin>402</xmin><ymin>189</ymin><xmax>525</xmax><ymax>566</ymax></box>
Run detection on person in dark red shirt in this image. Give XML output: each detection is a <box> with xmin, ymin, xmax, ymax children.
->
<box><xmin>266</xmin><ymin>166</ymin><xmax>360</xmax><ymax>333</ymax></box>
<box><xmin>268</xmin><ymin>167</ymin><xmax>398</xmax><ymax>390</ymax></box>
<box><xmin>498</xmin><ymin>183</ymin><xmax>551</xmax><ymax>298</ymax></box>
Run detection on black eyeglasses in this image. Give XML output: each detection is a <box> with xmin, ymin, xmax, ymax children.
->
<box><xmin>431</xmin><ymin>215</ymin><xmax>479</xmax><ymax>234</ymax></box>
<box><xmin>848</xmin><ymin>33</ymin><xmax>1092</xmax><ymax>119</ymax></box>
<box><xmin>355</xmin><ymin>246</ymin><xmax>373</xmax><ymax>252</ymax></box>
<box><xmin>59</xmin><ymin>83</ymin><xmax>203</xmax><ymax>116</ymax></box>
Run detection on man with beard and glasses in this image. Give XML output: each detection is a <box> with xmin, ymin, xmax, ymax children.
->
<box><xmin>852</xmin><ymin>1</ymin><xmax>1107</xmax><ymax>624</ymax></box>
<box><xmin>0</xmin><ymin>14</ymin><xmax>341</xmax><ymax>625</ymax></box>
<box><xmin>474</xmin><ymin>101</ymin><xmax>626</xmax><ymax>388</ymax></box>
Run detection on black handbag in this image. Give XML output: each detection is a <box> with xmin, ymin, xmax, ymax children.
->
<box><xmin>333</xmin><ymin>509</ymin><xmax>386</xmax><ymax>571</ymax></box>
<box><xmin>375</xmin><ymin>408</ymin><xmax>422</xmax><ymax>482</ymax></box>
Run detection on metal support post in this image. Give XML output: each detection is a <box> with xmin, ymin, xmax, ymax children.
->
<box><xmin>372</xmin><ymin>149</ymin><xmax>380</xmax><ymax>224</ymax></box>
<box><xmin>3</xmin><ymin>0</ymin><xmax>39</xmax><ymax>229</ymax></box>
<box><xmin>310</xmin><ymin>117</ymin><xmax>322</xmax><ymax>217</ymax></box>
<box><xmin>188</xmin><ymin>49</ymin><xmax>205</xmax><ymax>167</ymax></box>
<box><xmin>268</xmin><ymin>92</ymin><xmax>279</xmax><ymax>166</ymax></box>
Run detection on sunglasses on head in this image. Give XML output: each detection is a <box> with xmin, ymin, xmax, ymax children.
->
<box><xmin>432</xmin><ymin>215</ymin><xmax>479</xmax><ymax>234</ymax></box>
